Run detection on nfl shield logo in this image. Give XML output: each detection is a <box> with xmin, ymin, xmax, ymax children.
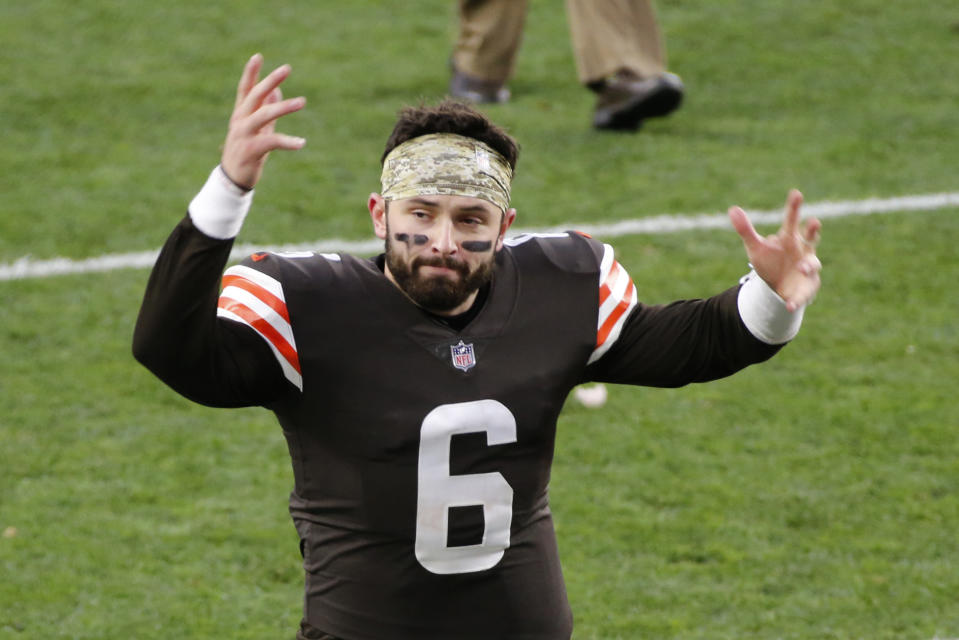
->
<box><xmin>450</xmin><ymin>340</ymin><xmax>476</xmax><ymax>372</ymax></box>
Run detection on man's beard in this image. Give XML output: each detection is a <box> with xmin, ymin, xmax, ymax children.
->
<box><xmin>385</xmin><ymin>236</ymin><xmax>495</xmax><ymax>313</ymax></box>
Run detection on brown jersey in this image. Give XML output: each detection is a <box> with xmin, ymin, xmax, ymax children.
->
<box><xmin>133</xmin><ymin>216</ymin><xmax>781</xmax><ymax>640</ymax></box>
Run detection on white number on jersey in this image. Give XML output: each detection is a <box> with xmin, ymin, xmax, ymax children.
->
<box><xmin>414</xmin><ymin>400</ymin><xmax>517</xmax><ymax>574</ymax></box>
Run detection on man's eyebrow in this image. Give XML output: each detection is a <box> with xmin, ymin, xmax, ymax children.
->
<box><xmin>456</xmin><ymin>204</ymin><xmax>494</xmax><ymax>213</ymax></box>
<box><xmin>406</xmin><ymin>197</ymin><xmax>440</xmax><ymax>208</ymax></box>
<box><xmin>452</xmin><ymin>203</ymin><xmax>501</xmax><ymax>218</ymax></box>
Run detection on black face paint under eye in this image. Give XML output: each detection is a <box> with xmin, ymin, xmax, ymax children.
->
<box><xmin>461</xmin><ymin>240</ymin><xmax>493</xmax><ymax>253</ymax></box>
<box><xmin>393</xmin><ymin>233</ymin><xmax>429</xmax><ymax>247</ymax></box>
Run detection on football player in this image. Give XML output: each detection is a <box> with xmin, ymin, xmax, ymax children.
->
<box><xmin>133</xmin><ymin>54</ymin><xmax>821</xmax><ymax>640</ymax></box>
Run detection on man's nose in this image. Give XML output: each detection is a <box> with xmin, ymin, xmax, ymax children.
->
<box><xmin>430</xmin><ymin>218</ymin><xmax>457</xmax><ymax>255</ymax></box>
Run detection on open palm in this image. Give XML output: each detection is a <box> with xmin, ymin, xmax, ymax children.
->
<box><xmin>728</xmin><ymin>189</ymin><xmax>822</xmax><ymax>312</ymax></box>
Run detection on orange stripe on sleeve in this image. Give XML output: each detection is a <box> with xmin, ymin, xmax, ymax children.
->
<box><xmin>221</xmin><ymin>274</ymin><xmax>290</xmax><ymax>323</ymax></box>
<box><xmin>596</xmin><ymin>281</ymin><xmax>636</xmax><ymax>349</ymax></box>
<box><xmin>599</xmin><ymin>260</ymin><xmax>624</xmax><ymax>307</ymax></box>
<box><xmin>217</xmin><ymin>297</ymin><xmax>301</xmax><ymax>374</ymax></box>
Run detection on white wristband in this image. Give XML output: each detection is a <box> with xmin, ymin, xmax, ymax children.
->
<box><xmin>737</xmin><ymin>270</ymin><xmax>805</xmax><ymax>345</ymax></box>
<box><xmin>188</xmin><ymin>165</ymin><xmax>254</xmax><ymax>239</ymax></box>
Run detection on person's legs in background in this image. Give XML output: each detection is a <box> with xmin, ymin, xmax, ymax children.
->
<box><xmin>448</xmin><ymin>0</ymin><xmax>683</xmax><ymax>131</ymax></box>
<box><xmin>567</xmin><ymin>0</ymin><xmax>683</xmax><ymax>130</ymax></box>
<box><xmin>450</xmin><ymin>0</ymin><xmax>529</xmax><ymax>103</ymax></box>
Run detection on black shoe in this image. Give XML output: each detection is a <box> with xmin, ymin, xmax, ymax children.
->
<box><xmin>592</xmin><ymin>71</ymin><xmax>684</xmax><ymax>131</ymax></box>
<box><xmin>449</xmin><ymin>68</ymin><xmax>511</xmax><ymax>104</ymax></box>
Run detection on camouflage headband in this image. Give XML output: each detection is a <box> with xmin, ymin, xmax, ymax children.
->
<box><xmin>380</xmin><ymin>133</ymin><xmax>513</xmax><ymax>212</ymax></box>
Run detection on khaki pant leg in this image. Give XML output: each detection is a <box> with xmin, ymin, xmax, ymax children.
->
<box><xmin>565</xmin><ymin>0</ymin><xmax>666</xmax><ymax>84</ymax></box>
<box><xmin>453</xmin><ymin>0</ymin><xmax>529</xmax><ymax>84</ymax></box>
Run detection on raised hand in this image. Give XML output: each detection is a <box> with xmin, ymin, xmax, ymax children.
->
<box><xmin>221</xmin><ymin>53</ymin><xmax>307</xmax><ymax>190</ymax></box>
<box><xmin>728</xmin><ymin>189</ymin><xmax>822</xmax><ymax>312</ymax></box>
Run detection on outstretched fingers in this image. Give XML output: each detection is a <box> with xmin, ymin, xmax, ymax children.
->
<box><xmin>728</xmin><ymin>205</ymin><xmax>764</xmax><ymax>254</ymax></box>
<box><xmin>234</xmin><ymin>62</ymin><xmax>293</xmax><ymax>123</ymax></box>
<box><xmin>221</xmin><ymin>55</ymin><xmax>306</xmax><ymax>189</ymax></box>
<box><xmin>729</xmin><ymin>190</ymin><xmax>824</xmax><ymax>312</ymax></box>
<box><xmin>782</xmin><ymin>189</ymin><xmax>803</xmax><ymax>238</ymax></box>
<box><xmin>234</xmin><ymin>53</ymin><xmax>264</xmax><ymax>111</ymax></box>
<box><xmin>245</xmin><ymin>92</ymin><xmax>307</xmax><ymax>136</ymax></box>
<box><xmin>802</xmin><ymin>216</ymin><xmax>822</xmax><ymax>251</ymax></box>
<box><xmin>263</xmin><ymin>132</ymin><xmax>308</xmax><ymax>153</ymax></box>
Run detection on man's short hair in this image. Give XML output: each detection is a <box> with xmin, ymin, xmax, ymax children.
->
<box><xmin>381</xmin><ymin>99</ymin><xmax>519</xmax><ymax>172</ymax></box>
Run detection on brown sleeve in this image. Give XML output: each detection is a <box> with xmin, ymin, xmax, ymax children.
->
<box><xmin>132</xmin><ymin>215</ymin><xmax>288</xmax><ymax>407</ymax></box>
<box><xmin>586</xmin><ymin>285</ymin><xmax>783</xmax><ymax>387</ymax></box>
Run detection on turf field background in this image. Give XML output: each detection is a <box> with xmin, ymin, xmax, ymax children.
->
<box><xmin>1</xmin><ymin>1</ymin><xmax>957</xmax><ymax>638</ymax></box>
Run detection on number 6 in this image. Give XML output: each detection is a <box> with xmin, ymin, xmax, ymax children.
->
<box><xmin>415</xmin><ymin>400</ymin><xmax>517</xmax><ymax>575</ymax></box>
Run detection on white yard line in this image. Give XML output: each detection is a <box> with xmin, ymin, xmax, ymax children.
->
<box><xmin>2</xmin><ymin>192</ymin><xmax>957</xmax><ymax>281</ymax></box>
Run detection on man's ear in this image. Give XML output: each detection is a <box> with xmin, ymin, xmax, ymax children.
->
<box><xmin>369</xmin><ymin>193</ymin><xmax>387</xmax><ymax>239</ymax></box>
<box><xmin>495</xmin><ymin>207</ymin><xmax>518</xmax><ymax>251</ymax></box>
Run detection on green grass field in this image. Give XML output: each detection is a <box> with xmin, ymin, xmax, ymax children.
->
<box><xmin>2</xmin><ymin>1</ymin><xmax>957</xmax><ymax>638</ymax></box>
